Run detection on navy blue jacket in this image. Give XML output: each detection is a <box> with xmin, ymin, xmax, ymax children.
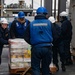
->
<box><xmin>52</xmin><ymin>23</ymin><xmax>61</xmax><ymax>45</ymax></box>
<box><xmin>24</xmin><ymin>14</ymin><xmax>53</xmax><ymax>47</ymax></box>
<box><xmin>10</xmin><ymin>19</ymin><xmax>30</xmax><ymax>38</ymax></box>
<box><xmin>60</xmin><ymin>18</ymin><xmax>72</xmax><ymax>41</ymax></box>
<box><xmin>0</xmin><ymin>26</ymin><xmax>9</xmax><ymax>45</ymax></box>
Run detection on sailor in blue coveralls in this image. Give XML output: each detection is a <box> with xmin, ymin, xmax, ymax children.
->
<box><xmin>24</xmin><ymin>7</ymin><xmax>53</xmax><ymax>75</ymax></box>
<box><xmin>10</xmin><ymin>11</ymin><xmax>30</xmax><ymax>38</ymax></box>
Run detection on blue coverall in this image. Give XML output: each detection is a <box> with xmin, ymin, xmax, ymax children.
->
<box><xmin>24</xmin><ymin>14</ymin><xmax>53</xmax><ymax>75</ymax></box>
<box><xmin>10</xmin><ymin>19</ymin><xmax>30</xmax><ymax>38</ymax></box>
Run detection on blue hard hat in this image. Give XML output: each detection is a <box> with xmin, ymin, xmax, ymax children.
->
<box><xmin>18</xmin><ymin>11</ymin><xmax>25</xmax><ymax>18</ymax></box>
<box><xmin>36</xmin><ymin>7</ymin><xmax>48</xmax><ymax>14</ymax></box>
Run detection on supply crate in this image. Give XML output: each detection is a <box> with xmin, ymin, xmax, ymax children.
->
<box><xmin>8</xmin><ymin>38</ymin><xmax>31</xmax><ymax>75</ymax></box>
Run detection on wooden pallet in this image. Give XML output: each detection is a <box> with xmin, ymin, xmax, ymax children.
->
<box><xmin>9</xmin><ymin>66</ymin><xmax>31</xmax><ymax>75</ymax></box>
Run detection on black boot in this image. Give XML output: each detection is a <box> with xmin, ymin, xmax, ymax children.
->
<box><xmin>55</xmin><ymin>64</ymin><xmax>59</xmax><ymax>71</ymax></box>
<box><xmin>61</xmin><ymin>64</ymin><xmax>66</xmax><ymax>72</ymax></box>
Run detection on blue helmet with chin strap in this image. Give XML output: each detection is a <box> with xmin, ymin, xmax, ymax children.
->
<box><xmin>18</xmin><ymin>11</ymin><xmax>25</xmax><ymax>18</ymax></box>
<box><xmin>36</xmin><ymin>7</ymin><xmax>48</xmax><ymax>14</ymax></box>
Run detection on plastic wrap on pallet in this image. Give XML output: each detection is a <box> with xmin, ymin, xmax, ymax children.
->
<box><xmin>11</xmin><ymin>62</ymin><xmax>31</xmax><ymax>69</ymax></box>
<box><xmin>9</xmin><ymin>39</ymin><xmax>29</xmax><ymax>48</ymax></box>
<box><xmin>9</xmin><ymin>38</ymin><xmax>31</xmax><ymax>69</ymax></box>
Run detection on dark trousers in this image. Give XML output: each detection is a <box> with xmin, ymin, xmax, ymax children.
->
<box><xmin>58</xmin><ymin>42</ymin><xmax>66</xmax><ymax>65</ymax></box>
<box><xmin>53</xmin><ymin>46</ymin><xmax>59</xmax><ymax>66</ymax></box>
<box><xmin>53</xmin><ymin>42</ymin><xmax>66</xmax><ymax>66</ymax></box>
<box><xmin>63</xmin><ymin>40</ymin><xmax>72</xmax><ymax>62</ymax></box>
<box><xmin>31</xmin><ymin>46</ymin><xmax>52</xmax><ymax>75</ymax></box>
<box><xmin>0</xmin><ymin>45</ymin><xmax>3</xmax><ymax>64</ymax></box>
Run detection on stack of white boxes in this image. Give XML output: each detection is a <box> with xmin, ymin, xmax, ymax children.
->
<box><xmin>9</xmin><ymin>39</ymin><xmax>31</xmax><ymax>69</ymax></box>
